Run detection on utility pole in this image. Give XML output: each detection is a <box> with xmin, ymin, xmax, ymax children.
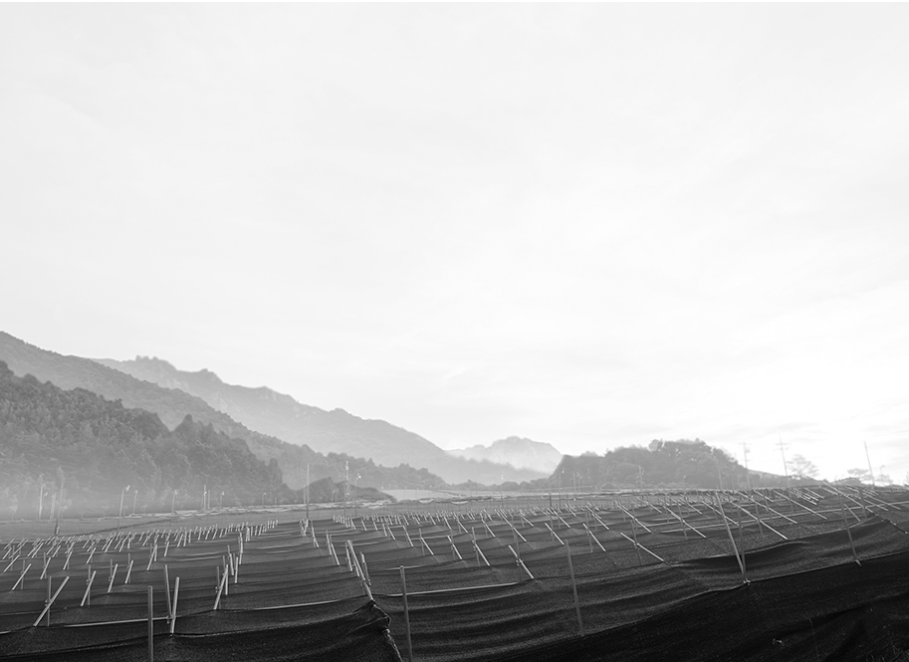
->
<box><xmin>54</xmin><ymin>468</ymin><xmax>64</xmax><ymax>537</ymax></box>
<box><xmin>778</xmin><ymin>434</ymin><xmax>790</xmax><ymax>489</ymax></box>
<box><xmin>344</xmin><ymin>461</ymin><xmax>350</xmax><ymax>520</ymax></box>
<box><xmin>37</xmin><ymin>475</ymin><xmax>44</xmax><ymax>521</ymax></box>
<box><xmin>741</xmin><ymin>443</ymin><xmax>752</xmax><ymax>491</ymax></box>
<box><xmin>118</xmin><ymin>485</ymin><xmax>130</xmax><ymax>533</ymax></box>
<box><xmin>864</xmin><ymin>441</ymin><xmax>876</xmax><ymax>487</ymax></box>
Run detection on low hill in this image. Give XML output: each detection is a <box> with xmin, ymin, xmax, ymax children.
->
<box><xmin>549</xmin><ymin>439</ymin><xmax>785</xmax><ymax>490</ymax></box>
<box><xmin>448</xmin><ymin>436</ymin><xmax>562</xmax><ymax>474</ymax></box>
<box><xmin>95</xmin><ymin>354</ymin><xmax>542</xmax><ymax>485</ymax></box>
<box><xmin>0</xmin><ymin>361</ymin><xmax>290</xmax><ymax>517</ymax></box>
<box><xmin>0</xmin><ymin>332</ymin><xmax>445</xmax><ymax>492</ymax></box>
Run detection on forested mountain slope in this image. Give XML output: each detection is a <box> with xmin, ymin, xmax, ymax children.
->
<box><xmin>0</xmin><ymin>361</ymin><xmax>287</xmax><ymax>517</ymax></box>
<box><xmin>0</xmin><ymin>332</ymin><xmax>445</xmax><ymax>491</ymax></box>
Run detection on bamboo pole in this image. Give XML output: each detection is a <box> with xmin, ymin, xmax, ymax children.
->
<box><xmin>360</xmin><ymin>553</ymin><xmax>371</xmax><ymax>584</ymax></box>
<box><xmin>583</xmin><ymin>524</ymin><xmax>607</xmax><ymax>552</ymax></box>
<box><xmin>147</xmin><ymin>586</ymin><xmax>154</xmax><ymax>662</ymax></box>
<box><xmin>400</xmin><ymin>566</ymin><xmax>413</xmax><ymax>662</ymax></box>
<box><xmin>508</xmin><ymin>544</ymin><xmax>534</xmax><ymax>580</ymax></box>
<box><xmin>617</xmin><ymin>532</ymin><xmax>663</xmax><ymax>563</ymax></box>
<box><xmin>107</xmin><ymin>564</ymin><xmax>119</xmax><ymax>593</ymax></box>
<box><xmin>716</xmin><ymin>494</ymin><xmax>747</xmax><ymax>582</ymax></box>
<box><xmin>419</xmin><ymin>533</ymin><xmax>434</xmax><ymax>556</ymax></box>
<box><xmin>544</xmin><ymin>522</ymin><xmax>565</xmax><ymax>546</ymax></box>
<box><xmin>33</xmin><ymin>576</ymin><xmax>69</xmax><ymax>627</ymax></box>
<box><xmin>840</xmin><ymin>501</ymin><xmax>860</xmax><ymax>565</ymax></box>
<box><xmin>448</xmin><ymin>536</ymin><xmax>463</xmax><ymax>561</ymax></box>
<box><xmin>566</xmin><ymin>543</ymin><xmax>583</xmax><ymax>634</ymax></box>
<box><xmin>11</xmin><ymin>563</ymin><xmax>31</xmax><ymax>591</ymax></box>
<box><xmin>164</xmin><ymin>566</ymin><xmax>171</xmax><ymax>617</ymax></box>
<box><xmin>213</xmin><ymin>566</ymin><xmax>229</xmax><ymax>610</ymax></box>
<box><xmin>169</xmin><ymin>577</ymin><xmax>180</xmax><ymax>635</ymax></box>
<box><xmin>726</xmin><ymin>500</ymin><xmax>788</xmax><ymax>540</ymax></box>
<box><xmin>628</xmin><ymin>516</ymin><xmax>643</xmax><ymax>565</ymax></box>
<box><xmin>80</xmin><ymin>570</ymin><xmax>97</xmax><ymax>607</ymax></box>
<box><xmin>473</xmin><ymin>539</ymin><xmax>490</xmax><ymax>567</ymax></box>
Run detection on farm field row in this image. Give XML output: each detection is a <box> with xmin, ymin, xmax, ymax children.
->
<box><xmin>1</xmin><ymin>485</ymin><xmax>908</xmax><ymax>660</ymax></box>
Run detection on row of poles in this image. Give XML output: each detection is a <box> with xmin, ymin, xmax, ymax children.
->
<box><xmin>0</xmin><ymin>517</ymin><xmax>282</xmax><ymax>662</ymax></box>
<box><xmin>3</xmin><ymin>486</ymin><xmax>900</xmax><ymax>662</ymax></box>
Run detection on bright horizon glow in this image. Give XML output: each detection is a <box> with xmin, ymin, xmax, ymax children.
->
<box><xmin>2</xmin><ymin>5</ymin><xmax>908</xmax><ymax>483</ymax></box>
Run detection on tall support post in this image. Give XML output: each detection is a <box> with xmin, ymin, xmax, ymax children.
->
<box><xmin>629</xmin><ymin>515</ymin><xmax>642</xmax><ymax>565</ymax></box>
<box><xmin>742</xmin><ymin>443</ymin><xmax>752</xmax><ymax>491</ymax></box>
<box><xmin>164</xmin><ymin>566</ymin><xmax>171</xmax><ymax>617</ymax></box>
<box><xmin>169</xmin><ymin>577</ymin><xmax>180</xmax><ymax>635</ymax></box>
<box><xmin>147</xmin><ymin>585</ymin><xmax>154</xmax><ymax>662</ymax></box>
<box><xmin>716</xmin><ymin>493</ymin><xmax>747</xmax><ymax>582</ymax></box>
<box><xmin>841</xmin><ymin>501</ymin><xmax>860</xmax><ymax>565</ymax></box>
<box><xmin>778</xmin><ymin>435</ymin><xmax>790</xmax><ymax>490</ymax></box>
<box><xmin>400</xmin><ymin>566</ymin><xmax>413</xmax><ymax>662</ymax></box>
<box><xmin>306</xmin><ymin>463</ymin><xmax>311</xmax><ymax>523</ymax></box>
<box><xmin>566</xmin><ymin>543</ymin><xmax>583</xmax><ymax>634</ymax></box>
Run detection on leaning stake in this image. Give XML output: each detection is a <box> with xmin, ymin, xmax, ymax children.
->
<box><xmin>840</xmin><ymin>501</ymin><xmax>860</xmax><ymax>565</ymax></box>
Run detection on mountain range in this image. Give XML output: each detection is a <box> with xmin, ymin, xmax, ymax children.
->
<box><xmin>0</xmin><ymin>332</ymin><xmax>445</xmax><ymax>491</ymax></box>
<box><xmin>95</xmin><ymin>354</ymin><xmax>544</xmax><ymax>484</ymax></box>
<box><xmin>447</xmin><ymin>436</ymin><xmax>563</xmax><ymax>474</ymax></box>
<box><xmin>0</xmin><ymin>333</ymin><xmax>544</xmax><ymax>489</ymax></box>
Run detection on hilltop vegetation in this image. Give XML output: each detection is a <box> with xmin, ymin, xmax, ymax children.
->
<box><xmin>550</xmin><ymin>439</ymin><xmax>786</xmax><ymax>490</ymax></box>
<box><xmin>489</xmin><ymin>439</ymin><xmax>787</xmax><ymax>492</ymax></box>
<box><xmin>0</xmin><ymin>361</ymin><xmax>288</xmax><ymax>517</ymax></box>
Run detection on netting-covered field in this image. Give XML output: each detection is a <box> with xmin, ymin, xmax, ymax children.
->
<box><xmin>2</xmin><ymin>485</ymin><xmax>908</xmax><ymax>661</ymax></box>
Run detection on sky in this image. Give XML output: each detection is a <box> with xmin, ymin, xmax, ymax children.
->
<box><xmin>2</xmin><ymin>4</ymin><xmax>908</xmax><ymax>483</ymax></box>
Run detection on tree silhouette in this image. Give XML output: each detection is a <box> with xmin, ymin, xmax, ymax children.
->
<box><xmin>787</xmin><ymin>454</ymin><xmax>819</xmax><ymax>479</ymax></box>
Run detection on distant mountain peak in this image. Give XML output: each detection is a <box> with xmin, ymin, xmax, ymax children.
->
<box><xmin>448</xmin><ymin>436</ymin><xmax>563</xmax><ymax>474</ymax></box>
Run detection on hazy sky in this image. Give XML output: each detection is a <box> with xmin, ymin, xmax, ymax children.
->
<box><xmin>2</xmin><ymin>4</ymin><xmax>908</xmax><ymax>482</ymax></box>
